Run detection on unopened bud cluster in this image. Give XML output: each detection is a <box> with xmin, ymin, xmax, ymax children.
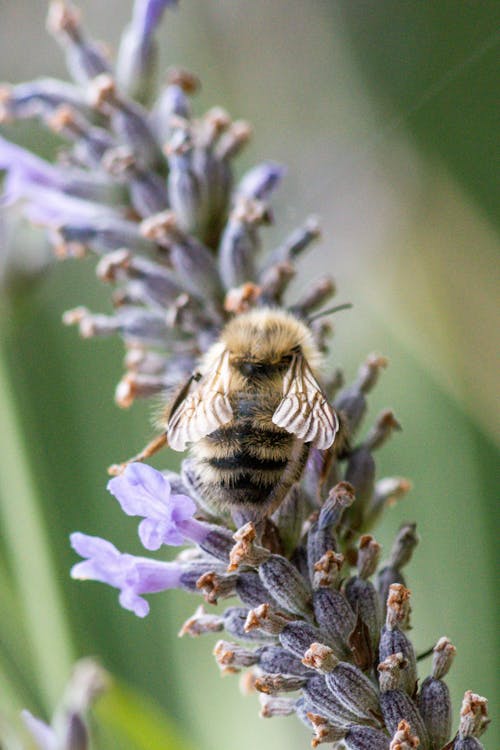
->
<box><xmin>0</xmin><ymin>2</ymin><xmax>489</xmax><ymax>749</ymax></box>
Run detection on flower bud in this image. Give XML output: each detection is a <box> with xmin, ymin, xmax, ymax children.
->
<box><xmin>453</xmin><ymin>739</ymin><xmax>485</xmax><ymax>750</ymax></box>
<box><xmin>257</xmin><ymin>645</ymin><xmax>313</xmax><ymax>677</ymax></box>
<box><xmin>196</xmin><ymin>571</ymin><xmax>238</xmax><ymax>604</ymax></box>
<box><xmin>323</xmin><ymin>657</ymin><xmax>381</xmax><ymax>722</ymax></box>
<box><xmin>292</xmin><ymin>275</ymin><xmax>336</xmax><ymax>317</ymax></box>
<box><xmin>379</xmin><ymin>625</ymin><xmax>417</xmax><ymax>697</ymax></box>
<box><xmin>226</xmin><ymin>606</ymin><xmax>278</xmax><ymax>642</ymax></box>
<box><xmin>254</xmin><ymin>673</ymin><xmax>307</xmax><ymax>695</ymax></box>
<box><xmin>346</xmin><ymin>725</ymin><xmax>393</xmax><ymax>750</ymax></box>
<box><xmin>334</xmin><ymin>354</ymin><xmax>388</xmax><ymax>437</ymax></box>
<box><xmin>380</xmin><ymin>690</ymin><xmax>429</xmax><ymax>749</ymax></box>
<box><xmin>213</xmin><ymin>640</ymin><xmax>259</xmax><ymax>674</ymax></box>
<box><xmin>47</xmin><ymin>1</ymin><xmax>111</xmax><ymax>85</ymax></box>
<box><xmin>418</xmin><ymin>674</ymin><xmax>452</xmax><ymax>750</ymax></box>
<box><xmin>244</xmin><ymin>604</ymin><xmax>291</xmax><ymax>638</ymax></box>
<box><xmin>307</xmin><ymin>521</ymin><xmax>337</xmax><ymax>582</ymax></box>
<box><xmin>279</xmin><ymin>622</ymin><xmax>327</xmax><ymax>660</ymax></box>
<box><xmin>227</xmin><ymin>523</ymin><xmax>271</xmax><ymax>571</ymax></box>
<box><xmin>344</xmin><ymin>576</ymin><xmax>382</xmax><ymax>652</ymax></box>
<box><xmin>431</xmin><ymin>637</ymin><xmax>456</xmax><ymax>680</ymax></box>
<box><xmin>344</xmin><ymin>447</ymin><xmax>376</xmax><ymax>531</ymax></box>
<box><xmin>307</xmin><ymin>713</ymin><xmax>345</xmax><ymax>747</ymax></box>
<box><xmin>178</xmin><ymin>605</ymin><xmax>223</xmax><ymax>637</ymax></box>
<box><xmin>386</xmin><ymin>584</ymin><xmax>412</xmax><ymax>630</ymax></box>
<box><xmin>389</xmin><ymin>524</ymin><xmax>419</xmax><ymax>570</ymax></box>
<box><xmin>302</xmin><ymin>674</ymin><xmax>362</xmax><ymax>728</ymax></box>
<box><xmin>458</xmin><ymin>691</ymin><xmax>489</xmax><ymax>738</ymax></box>
<box><xmin>378</xmin><ymin>653</ymin><xmax>409</xmax><ymax>692</ymax></box>
<box><xmin>259</xmin><ymin>694</ymin><xmax>297</xmax><ymax>718</ymax></box>
<box><xmin>89</xmin><ymin>74</ymin><xmax>164</xmax><ymax>169</ymax></box>
<box><xmin>318</xmin><ymin>481</ymin><xmax>355</xmax><ymax>530</ymax></box>
<box><xmin>312</xmin><ymin>587</ymin><xmax>356</xmax><ymax>658</ymax></box>
<box><xmin>390</xmin><ymin>719</ymin><xmax>420</xmax><ymax>750</ymax></box>
<box><xmin>262</xmin><ymin>216</ymin><xmax>320</xmax><ymax>269</ymax></box>
<box><xmin>259</xmin><ymin>555</ymin><xmax>312</xmax><ymax>617</ymax></box>
<box><xmin>218</xmin><ymin>197</ymin><xmax>269</xmax><ymax>290</ymax></box>
<box><xmin>313</xmin><ymin>550</ymin><xmax>345</xmax><ymax>589</ymax></box>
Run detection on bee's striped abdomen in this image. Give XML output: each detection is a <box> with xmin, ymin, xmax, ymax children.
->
<box><xmin>207</xmin><ymin>454</ymin><xmax>289</xmax><ymax>472</ymax></box>
<box><xmin>191</xmin><ymin>398</ymin><xmax>310</xmax><ymax>511</ymax></box>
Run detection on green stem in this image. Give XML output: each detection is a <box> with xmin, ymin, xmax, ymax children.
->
<box><xmin>0</xmin><ymin>338</ymin><xmax>74</xmax><ymax>712</ymax></box>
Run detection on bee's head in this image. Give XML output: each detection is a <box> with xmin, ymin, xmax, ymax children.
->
<box><xmin>220</xmin><ymin>307</ymin><xmax>320</xmax><ymax>374</ymax></box>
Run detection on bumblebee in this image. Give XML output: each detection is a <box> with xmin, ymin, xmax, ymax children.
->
<box><xmin>162</xmin><ymin>308</ymin><xmax>338</xmax><ymax>517</ymax></box>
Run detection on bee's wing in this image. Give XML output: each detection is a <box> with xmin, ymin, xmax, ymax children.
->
<box><xmin>272</xmin><ymin>353</ymin><xmax>338</xmax><ymax>449</ymax></box>
<box><xmin>167</xmin><ymin>349</ymin><xmax>233</xmax><ymax>451</ymax></box>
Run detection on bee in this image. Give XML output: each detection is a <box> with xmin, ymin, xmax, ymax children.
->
<box><xmin>161</xmin><ymin>307</ymin><xmax>339</xmax><ymax>518</ymax></box>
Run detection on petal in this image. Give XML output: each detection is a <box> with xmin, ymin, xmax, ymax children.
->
<box><xmin>138</xmin><ymin>516</ymin><xmax>186</xmax><ymax>548</ymax></box>
<box><xmin>132</xmin><ymin>559</ymin><xmax>183</xmax><ymax>592</ymax></box>
<box><xmin>70</xmin><ymin>560</ymin><xmax>107</xmax><ymax>582</ymax></box>
<box><xmin>138</xmin><ymin>517</ymin><xmax>165</xmax><ymax>550</ymax></box>
<box><xmin>70</xmin><ymin>532</ymin><xmax>119</xmax><ymax>561</ymax></box>
<box><xmin>170</xmin><ymin>492</ymin><xmax>197</xmax><ymax>523</ymax></box>
<box><xmin>107</xmin><ymin>462</ymin><xmax>171</xmax><ymax>518</ymax></box>
<box><xmin>119</xmin><ymin>588</ymin><xmax>150</xmax><ymax>617</ymax></box>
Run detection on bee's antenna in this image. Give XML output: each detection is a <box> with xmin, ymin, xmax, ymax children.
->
<box><xmin>307</xmin><ymin>302</ymin><xmax>353</xmax><ymax>323</ymax></box>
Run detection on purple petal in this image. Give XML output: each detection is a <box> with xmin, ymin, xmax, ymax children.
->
<box><xmin>70</xmin><ymin>532</ymin><xmax>119</xmax><ymax>561</ymax></box>
<box><xmin>108</xmin><ymin>463</ymin><xmax>197</xmax><ymax>549</ymax></box>
<box><xmin>132</xmin><ymin>559</ymin><xmax>183</xmax><ymax>592</ymax></box>
<box><xmin>21</xmin><ymin>710</ymin><xmax>56</xmax><ymax>750</ymax></box>
<box><xmin>70</xmin><ymin>560</ymin><xmax>108</xmax><ymax>582</ymax></box>
<box><xmin>138</xmin><ymin>517</ymin><xmax>184</xmax><ymax>549</ymax></box>
<box><xmin>138</xmin><ymin>517</ymin><xmax>168</xmax><ymax>550</ymax></box>
<box><xmin>171</xmin><ymin>494</ymin><xmax>198</xmax><ymax>524</ymax></box>
<box><xmin>119</xmin><ymin>588</ymin><xmax>150</xmax><ymax>617</ymax></box>
<box><xmin>107</xmin><ymin>462</ymin><xmax>172</xmax><ymax>517</ymax></box>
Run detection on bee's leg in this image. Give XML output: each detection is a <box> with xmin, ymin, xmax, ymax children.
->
<box><xmin>108</xmin><ymin>432</ymin><xmax>167</xmax><ymax>476</ymax></box>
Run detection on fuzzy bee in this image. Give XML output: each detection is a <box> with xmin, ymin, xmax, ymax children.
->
<box><xmin>160</xmin><ymin>307</ymin><xmax>339</xmax><ymax>518</ymax></box>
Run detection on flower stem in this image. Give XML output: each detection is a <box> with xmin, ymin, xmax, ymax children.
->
<box><xmin>0</xmin><ymin>333</ymin><xmax>74</xmax><ymax>711</ymax></box>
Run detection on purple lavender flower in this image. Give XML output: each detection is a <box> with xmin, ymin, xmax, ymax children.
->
<box><xmin>70</xmin><ymin>532</ymin><xmax>184</xmax><ymax>616</ymax></box>
<box><xmin>107</xmin><ymin>462</ymin><xmax>197</xmax><ymax>549</ymax></box>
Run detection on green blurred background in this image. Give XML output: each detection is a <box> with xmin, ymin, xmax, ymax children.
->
<box><xmin>0</xmin><ymin>1</ymin><xmax>498</xmax><ymax>748</ymax></box>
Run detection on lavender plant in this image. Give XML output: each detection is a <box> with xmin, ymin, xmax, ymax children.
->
<box><xmin>0</xmin><ymin>2</ymin><xmax>491</xmax><ymax>749</ymax></box>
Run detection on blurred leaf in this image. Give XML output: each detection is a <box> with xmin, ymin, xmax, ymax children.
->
<box><xmin>0</xmin><ymin>332</ymin><xmax>75</xmax><ymax>711</ymax></box>
<box><xmin>95</xmin><ymin>681</ymin><xmax>194</xmax><ymax>750</ymax></box>
<box><xmin>337</xmin><ymin>1</ymin><xmax>500</xmax><ymax>228</ymax></box>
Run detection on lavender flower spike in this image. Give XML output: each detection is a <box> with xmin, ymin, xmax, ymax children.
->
<box><xmin>70</xmin><ymin>532</ymin><xmax>184</xmax><ymax>616</ymax></box>
<box><xmin>107</xmin><ymin>462</ymin><xmax>197</xmax><ymax>550</ymax></box>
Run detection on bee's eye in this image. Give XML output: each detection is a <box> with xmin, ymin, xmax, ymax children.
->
<box><xmin>238</xmin><ymin>361</ymin><xmax>265</xmax><ymax>376</ymax></box>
